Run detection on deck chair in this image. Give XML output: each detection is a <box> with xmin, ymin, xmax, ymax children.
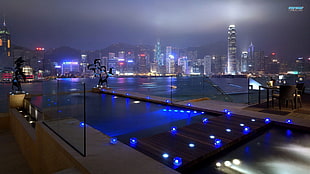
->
<box><xmin>295</xmin><ymin>83</ymin><xmax>304</xmax><ymax>108</ymax></box>
<box><xmin>272</xmin><ymin>85</ymin><xmax>296</xmax><ymax>110</ymax></box>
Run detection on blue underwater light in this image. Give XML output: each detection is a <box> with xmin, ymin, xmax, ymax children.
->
<box><xmin>202</xmin><ymin>118</ymin><xmax>208</xmax><ymax>124</ymax></box>
<box><xmin>173</xmin><ymin>157</ymin><xmax>182</xmax><ymax>166</ymax></box>
<box><xmin>170</xmin><ymin>127</ymin><xmax>177</xmax><ymax>134</ymax></box>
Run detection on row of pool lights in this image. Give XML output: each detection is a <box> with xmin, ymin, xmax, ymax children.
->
<box><xmin>223</xmin><ymin>109</ymin><xmax>293</xmax><ymax>126</ymax></box>
<box><xmin>162</xmin><ymin>108</ymin><xmax>204</xmax><ymax>114</ymax></box>
<box><xmin>102</xmin><ymin>89</ymin><xmax>196</xmax><ymax>105</ymax></box>
<box><xmin>103</xmin><ymin>108</ymin><xmax>293</xmax><ymax>168</ymax></box>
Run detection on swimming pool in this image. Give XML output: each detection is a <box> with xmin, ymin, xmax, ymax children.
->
<box><xmin>29</xmin><ymin>86</ymin><xmax>310</xmax><ymax>173</ymax></box>
<box><xmin>33</xmin><ymin>92</ymin><xmax>216</xmax><ymax>143</ymax></box>
<box><xmin>190</xmin><ymin>126</ymin><xmax>310</xmax><ymax>174</ymax></box>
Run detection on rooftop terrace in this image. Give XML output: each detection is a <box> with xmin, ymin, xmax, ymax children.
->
<box><xmin>1</xmin><ymin>89</ymin><xmax>310</xmax><ymax>174</ymax></box>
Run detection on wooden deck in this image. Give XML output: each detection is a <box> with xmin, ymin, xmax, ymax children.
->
<box><xmin>134</xmin><ymin>114</ymin><xmax>271</xmax><ymax>172</ymax></box>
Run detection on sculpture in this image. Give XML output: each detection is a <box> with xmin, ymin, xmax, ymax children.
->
<box><xmin>87</xmin><ymin>59</ymin><xmax>113</xmax><ymax>87</ymax></box>
<box><xmin>12</xmin><ymin>57</ymin><xmax>26</xmax><ymax>92</ymax></box>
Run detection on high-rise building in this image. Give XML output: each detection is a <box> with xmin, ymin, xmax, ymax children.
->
<box><xmin>254</xmin><ymin>51</ymin><xmax>265</xmax><ymax>72</ymax></box>
<box><xmin>266</xmin><ymin>52</ymin><xmax>280</xmax><ymax>74</ymax></box>
<box><xmin>32</xmin><ymin>47</ymin><xmax>45</xmax><ymax>71</ymax></box>
<box><xmin>61</xmin><ymin>61</ymin><xmax>80</xmax><ymax>76</ymax></box>
<box><xmin>81</xmin><ymin>54</ymin><xmax>87</xmax><ymax>75</ymax></box>
<box><xmin>166</xmin><ymin>46</ymin><xmax>175</xmax><ymax>74</ymax></box>
<box><xmin>241</xmin><ymin>51</ymin><xmax>248</xmax><ymax>72</ymax></box>
<box><xmin>138</xmin><ymin>53</ymin><xmax>148</xmax><ymax>74</ymax></box>
<box><xmin>118</xmin><ymin>51</ymin><xmax>125</xmax><ymax>60</ymax></box>
<box><xmin>247</xmin><ymin>42</ymin><xmax>255</xmax><ymax>72</ymax></box>
<box><xmin>227</xmin><ymin>25</ymin><xmax>237</xmax><ymax>74</ymax></box>
<box><xmin>178</xmin><ymin>56</ymin><xmax>189</xmax><ymax>75</ymax></box>
<box><xmin>296</xmin><ymin>57</ymin><xmax>305</xmax><ymax>73</ymax></box>
<box><xmin>154</xmin><ymin>40</ymin><xmax>163</xmax><ymax>66</ymax></box>
<box><xmin>203</xmin><ymin>55</ymin><xmax>212</xmax><ymax>75</ymax></box>
<box><xmin>0</xmin><ymin>18</ymin><xmax>12</xmax><ymax>69</ymax></box>
<box><xmin>108</xmin><ymin>52</ymin><xmax>117</xmax><ymax>72</ymax></box>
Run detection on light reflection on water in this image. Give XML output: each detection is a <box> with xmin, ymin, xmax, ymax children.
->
<box><xmin>191</xmin><ymin>127</ymin><xmax>310</xmax><ymax>174</ymax></box>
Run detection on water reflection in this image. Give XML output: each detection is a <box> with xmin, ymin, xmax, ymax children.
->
<box><xmin>192</xmin><ymin>128</ymin><xmax>310</xmax><ymax>174</ymax></box>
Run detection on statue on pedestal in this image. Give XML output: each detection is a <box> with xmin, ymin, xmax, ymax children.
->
<box><xmin>12</xmin><ymin>57</ymin><xmax>26</xmax><ymax>92</ymax></box>
<box><xmin>88</xmin><ymin>59</ymin><xmax>113</xmax><ymax>88</ymax></box>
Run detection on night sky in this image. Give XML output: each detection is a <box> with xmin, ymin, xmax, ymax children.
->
<box><xmin>1</xmin><ymin>0</ymin><xmax>310</xmax><ymax>60</ymax></box>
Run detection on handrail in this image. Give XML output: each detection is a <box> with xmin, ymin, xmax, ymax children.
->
<box><xmin>204</xmin><ymin>76</ymin><xmax>233</xmax><ymax>102</ymax></box>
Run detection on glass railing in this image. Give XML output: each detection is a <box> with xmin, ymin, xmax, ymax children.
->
<box><xmin>104</xmin><ymin>76</ymin><xmax>235</xmax><ymax>103</ymax></box>
<box><xmin>30</xmin><ymin>79</ymin><xmax>87</xmax><ymax>157</ymax></box>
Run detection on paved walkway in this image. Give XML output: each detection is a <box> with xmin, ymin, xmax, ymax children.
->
<box><xmin>0</xmin><ymin>129</ymin><xmax>32</xmax><ymax>174</ymax></box>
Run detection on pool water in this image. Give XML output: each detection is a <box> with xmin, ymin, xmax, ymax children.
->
<box><xmin>191</xmin><ymin>126</ymin><xmax>310</xmax><ymax>174</ymax></box>
<box><xmin>33</xmin><ymin>92</ymin><xmax>216</xmax><ymax>142</ymax></box>
<box><xmin>87</xmin><ymin>93</ymin><xmax>213</xmax><ymax>140</ymax></box>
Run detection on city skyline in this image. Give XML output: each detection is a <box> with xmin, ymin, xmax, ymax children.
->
<box><xmin>1</xmin><ymin>0</ymin><xmax>310</xmax><ymax>60</ymax></box>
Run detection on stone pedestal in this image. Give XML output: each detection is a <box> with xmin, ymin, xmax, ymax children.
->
<box><xmin>9</xmin><ymin>93</ymin><xmax>26</xmax><ymax>108</ymax></box>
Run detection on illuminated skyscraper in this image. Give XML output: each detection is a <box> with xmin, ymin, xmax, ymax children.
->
<box><xmin>203</xmin><ymin>55</ymin><xmax>212</xmax><ymax>75</ymax></box>
<box><xmin>178</xmin><ymin>56</ymin><xmax>189</xmax><ymax>74</ymax></box>
<box><xmin>227</xmin><ymin>25</ymin><xmax>237</xmax><ymax>74</ymax></box>
<box><xmin>138</xmin><ymin>53</ymin><xmax>148</xmax><ymax>73</ymax></box>
<box><xmin>247</xmin><ymin>42</ymin><xmax>255</xmax><ymax>72</ymax></box>
<box><xmin>0</xmin><ymin>17</ymin><xmax>12</xmax><ymax>69</ymax></box>
<box><xmin>166</xmin><ymin>46</ymin><xmax>175</xmax><ymax>74</ymax></box>
<box><xmin>155</xmin><ymin>40</ymin><xmax>163</xmax><ymax>66</ymax></box>
<box><xmin>241</xmin><ymin>51</ymin><xmax>248</xmax><ymax>72</ymax></box>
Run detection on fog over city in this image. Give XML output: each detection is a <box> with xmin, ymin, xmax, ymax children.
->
<box><xmin>1</xmin><ymin>0</ymin><xmax>310</xmax><ymax>60</ymax></box>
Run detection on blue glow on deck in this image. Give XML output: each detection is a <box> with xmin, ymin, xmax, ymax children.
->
<box><xmin>265</xmin><ymin>118</ymin><xmax>271</xmax><ymax>124</ymax></box>
<box><xmin>173</xmin><ymin>157</ymin><xmax>182</xmax><ymax>166</ymax></box>
<box><xmin>129</xmin><ymin>137</ymin><xmax>137</xmax><ymax>146</ymax></box>
<box><xmin>214</xmin><ymin>139</ymin><xmax>222</xmax><ymax>148</ymax></box>
<box><xmin>202</xmin><ymin>118</ymin><xmax>208</xmax><ymax>124</ymax></box>
<box><xmin>243</xmin><ymin>126</ymin><xmax>251</xmax><ymax>134</ymax></box>
<box><xmin>286</xmin><ymin>119</ymin><xmax>293</xmax><ymax>124</ymax></box>
<box><xmin>110</xmin><ymin>137</ymin><xmax>118</xmax><ymax>144</ymax></box>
